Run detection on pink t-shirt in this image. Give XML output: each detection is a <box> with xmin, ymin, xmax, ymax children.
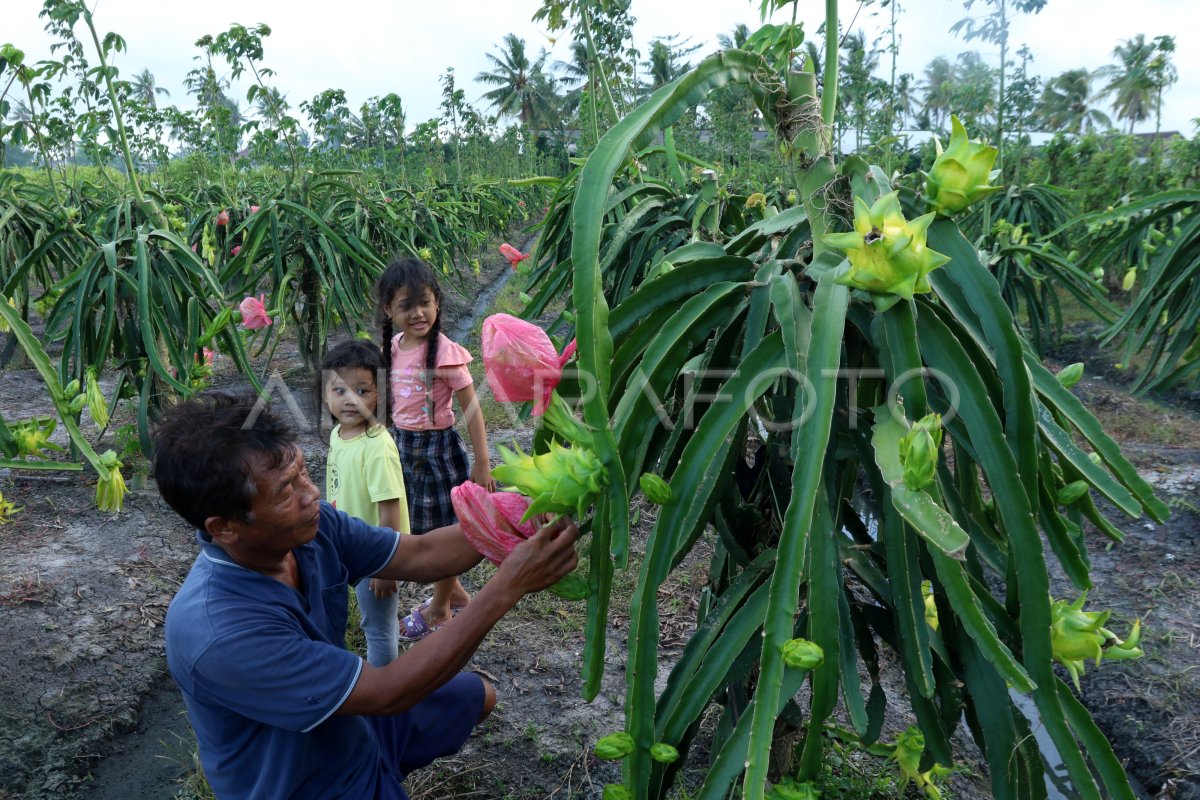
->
<box><xmin>390</xmin><ymin>332</ymin><xmax>474</xmax><ymax>430</ymax></box>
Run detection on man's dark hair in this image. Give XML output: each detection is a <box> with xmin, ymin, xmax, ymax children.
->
<box><xmin>153</xmin><ymin>392</ymin><xmax>297</xmax><ymax>531</ymax></box>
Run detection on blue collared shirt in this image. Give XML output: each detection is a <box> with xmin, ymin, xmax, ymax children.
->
<box><xmin>165</xmin><ymin>501</ymin><xmax>400</xmax><ymax>799</ymax></box>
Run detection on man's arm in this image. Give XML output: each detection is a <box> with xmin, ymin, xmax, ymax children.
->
<box><xmin>371</xmin><ymin>521</ymin><xmax>483</xmax><ymax>583</ymax></box>
<box><xmin>338</xmin><ymin>516</ymin><xmax>578</xmax><ymax>716</ymax></box>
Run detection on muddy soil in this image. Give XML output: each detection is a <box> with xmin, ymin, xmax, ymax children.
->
<box><xmin>1</xmin><ymin>269</ymin><xmax>1198</xmax><ymax>799</ymax></box>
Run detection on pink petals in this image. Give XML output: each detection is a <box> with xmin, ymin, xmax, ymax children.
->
<box><xmin>216</xmin><ymin>210</ymin><xmax>230</xmax><ymax>226</ymax></box>
<box><xmin>451</xmin><ymin>482</ymin><xmax>537</xmax><ymax>565</ymax></box>
<box><xmin>499</xmin><ymin>242</ymin><xmax>529</xmax><ymax>269</ymax></box>
<box><xmin>238</xmin><ymin>294</ymin><xmax>273</xmax><ymax>330</ymax></box>
<box><xmin>482</xmin><ymin>314</ymin><xmax>575</xmax><ymax>415</ymax></box>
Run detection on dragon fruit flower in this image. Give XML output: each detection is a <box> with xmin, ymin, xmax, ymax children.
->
<box><xmin>1050</xmin><ymin>593</ymin><xmax>1142</xmax><ymax>691</ymax></box>
<box><xmin>492</xmin><ymin>440</ymin><xmax>605</xmax><ymax>521</ymax></box>
<box><xmin>238</xmin><ymin>294</ymin><xmax>273</xmax><ymax>330</ymax></box>
<box><xmin>925</xmin><ymin>116</ymin><xmax>1003</xmax><ymax>216</ymax></box>
<box><xmin>95</xmin><ymin>450</ymin><xmax>128</xmax><ymax>513</ymax></box>
<box><xmin>824</xmin><ymin>192</ymin><xmax>950</xmax><ymax>302</ymax></box>
<box><xmin>499</xmin><ymin>242</ymin><xmax>529</xmax><ymax>268</ymax></box>
<box><xmin>482</xmin><ymin>314</ymin><xmax>576</xmax><ymax>417</ymax></box>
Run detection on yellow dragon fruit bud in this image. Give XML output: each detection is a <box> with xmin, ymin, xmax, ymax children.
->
<box><xmin>0</xmin><ymin>490</ymin><xmax>22</xmax><ymax>524</ymax></box>
<box><xmin>418</xmin><ymin>247</ymin><xmax>434</xmax><ymax>262</ymax></box>
<box><xmin>898</xmin><ymin>413</ymin><xmax>943</xmax><ymax>491</ymax></box>
<box><xmin>925</xmin><ymin>116</ymin><xmax>1003</xmax><ymax>216</ymax></box>
<box><xmin>491</xmin><ymin>441</ymin><xmax>606</xmax><ymax>520</ymax></box>
<box><xmin>824</xmin><ymin>192</ymin><xmax>950</xmax><ymax>303</ymax></box>
<box><xmin>745</xmin><ymin>192</ymin><xmax>767</xmax><ymax>210</ymax></box>
<box><xmin>85</xmin><ymin>368</ymin><xmax>110</xmax><ymax>428</ymax></box>
<box><xmin>922</xmin><ymin>580</ymin><xmax>939</xmax><ymax>631</ymax></box>
<box><xmin>781</xmin><ymin>638</ymin><xmax>825</xmax><ymax>670</ymax></box>
<box><xmin>95</xmin><ymin>450</ymin><xmax>128</xmax><ymax>513</ymax></box>
<box><xmin>1122</xmin><ymin>267</ymin><xmax>1137</xmax><ymax>291</ymax></box>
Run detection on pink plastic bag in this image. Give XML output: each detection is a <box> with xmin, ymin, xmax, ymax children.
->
<box><xmin>482</xmin><ymin>314</ymin><xmax>575</xmax><ymax>415</ymax></box>
<box><xmin>451</xmin><ymin>482</ymin><xmax>537</xmax><ymax>564</ymax></box>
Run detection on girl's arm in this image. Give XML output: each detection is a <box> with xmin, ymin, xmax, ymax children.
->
<box><xmin>454</xmin><ymin>384</ymin><xmax>495</xmax><ymax>492</ymax></box>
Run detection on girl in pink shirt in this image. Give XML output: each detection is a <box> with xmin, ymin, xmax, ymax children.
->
<box><xmin>376</xmin><ymin>258</ymin><xmax>494</xmax><ymax>640</ymax></box>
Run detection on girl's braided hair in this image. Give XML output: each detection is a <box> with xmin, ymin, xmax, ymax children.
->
<box><xmin>376</xmin><ymin>257</ymin><xmax>443</xmax><ymax>424</ymax></box>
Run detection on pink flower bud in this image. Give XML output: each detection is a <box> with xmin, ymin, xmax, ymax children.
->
<box><xmin>216</xmin><ymin>210</ymin><xmax>230</xmax><ymax>226</ymax></box>
<box><xmin>249</xmin><ymin>205</ymin><xmax>260</xmax><ymax>214</ymax></box>
<box><xmin>231</xmin><ymin>245</ymin><xmax>241</xmax><ymax>256</ymax></box>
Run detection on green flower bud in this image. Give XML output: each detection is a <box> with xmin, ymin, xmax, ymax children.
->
<box><xmin>1067</xmin><ymin>250</ymin><xmax>1080</xmax><ymax>261</ymax></box>
<box><xmin>1144</xmin><ymin>242</ymin><xmax>1158</xmax><ymax>255</ymax></box>
<box><xmin>781</xmin><ymin>638</ymin><xmax>824</xmax><ymax>670</ymax></box>
<box><xmin>85</xmin><ymin>368</ymin><xmax>109</xmax><ymax>428</ymax></box>
<box><xmin>418</xmin><ymin>247</ymin><xmax>434</xmax><ymax>261</ymax></box>
<box><xmin>925</xmin><ymin>116</ymin><xmax>1003</xmax><ymax>216</ymax></box>
<box><xmin>1088</xmin><ymin>452</ymin><xmax>1102</xmax><ymax>465</ymax></box>
<box><xmin>602</xmin><ymin>785</ymin><xmax>632</xmax><ymax>800</ymax></box>
<box><xmin>1091</xmin><ymin>267</ymin><xmax>1105</xmax><ymax>281</ymax></box>
<box><xmin>594</xmin><ymin>732</ymin><xmax>635</xmax><ymax>760</ymax></box>
<box><xmin>898</xmin><ymin>413</ymin><xmax>942</xmax><ymax>491</ymax></box>
<box><xmin>639</xmin><ymin>473</ymin><xmax>673</xmax><ymax>505</ymax></box>
<box><xmin>69</xmin><ymin>394</ymin><xmax>86</xmax><ymax>414</ymax></box>
<box><xmin>63</xmin><ymin>379</ymin><xmax>81</xmax><ymax>398</ymax></box>
<box><xmin>519</xmin><ymin>292</ymin><xmax>533</xmax><ymax>305</ymax></box>
<box><xmin>1056</xmin><ymin>362</ymin><xmax>1084</xmax><ymax>389</ymax></box>
<box><xmin>649</xmin><ymin>743</ymin><xmax>679</xmax><ymax>763</ymax></box>
<box><xmin>1056</xmin><ymin>481</ymin><xmax>1089</xmax><ymax>505</ymax></box>
<box><xmin>823</xmin><ymin>192</ymin><xmax>950</xmax><ymax>302</ymax></box>
<box><xmin>492</xmin><ymin>441</ymin><xmax>606</xmax><ymax>520</ymax></box>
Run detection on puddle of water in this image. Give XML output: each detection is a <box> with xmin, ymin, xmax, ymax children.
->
<box><xmin>1009</xmin><ymin>689</ymin><xmax>1076</xmax><ymax>800</ymax></box>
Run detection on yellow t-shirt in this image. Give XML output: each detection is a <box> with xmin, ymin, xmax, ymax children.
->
<box><xmin>326</xmin><ymin>424</ymin><xmax>410</xmax><ymax>533</ymax></box>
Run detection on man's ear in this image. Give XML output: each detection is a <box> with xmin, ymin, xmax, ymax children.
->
<box><xmin>205</xmin><ymin>515</ymin><xmax>238</xmax><ymax>546</ymax></box>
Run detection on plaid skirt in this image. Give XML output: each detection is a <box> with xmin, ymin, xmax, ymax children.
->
<box><xmin>392</xmin><ymin>427</ymin><xmax>470</xmax><ymax>534</ymax></box>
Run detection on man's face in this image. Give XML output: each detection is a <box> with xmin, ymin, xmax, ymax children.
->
<box><xmin>218</xmin><ymin>446</ymin><xmax>322</xmax><ymax>558</ymax></box>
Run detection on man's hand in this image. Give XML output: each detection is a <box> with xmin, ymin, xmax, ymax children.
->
<box><xmin>496</xmin><ymin>515</ymin><xmax>579</xmax><ymax>595</ymax></box>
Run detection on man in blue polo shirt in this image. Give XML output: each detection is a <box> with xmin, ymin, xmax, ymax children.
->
<box><xmin>155</xmin><ymin>393</ymin><xmax>578</xmax><ymax>799</ymax></box>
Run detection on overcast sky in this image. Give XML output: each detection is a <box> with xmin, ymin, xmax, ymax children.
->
<box><xmin>5</xmin><ymin>0</ymin><xmax>1196</xmax><ymax>138</ymax></box>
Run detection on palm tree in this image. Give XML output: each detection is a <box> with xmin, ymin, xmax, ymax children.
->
<box><xmin>131</xmin><ymin>68</ymin><xmax>169</xmax><ymax>110</ymax></box>
<box><xmin>254</xmin><ymin>86</ymin><xmax>289</xmax><ymax>126</ymax></box>
<box><xmin>1095</xmin><ymin>34</ymin><xmax>1173</xmax><ymax>134</ymax></box>
<box><xmin>476</xmin><ymin>34</ymin><xmax>555</xmax><ymax>128</ymax></box>
<box><xmin>640</xmin><ymin>35</ymin><xmax>700</xmax><ymax>97</ymax></box>
<box><xmin>1036</xmin><ymin>69</ymin><xmax>1110</xmax><ymax>134</ymax></box>
<box><xmin>716</xmin><ymin>23</ymin><xmax>751</xmax><ymax>50</ymax></box>
<box><xmin>919</xmin><ymin>56</ymin><xmax>955</xmax><ymax>130</ymax></box>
